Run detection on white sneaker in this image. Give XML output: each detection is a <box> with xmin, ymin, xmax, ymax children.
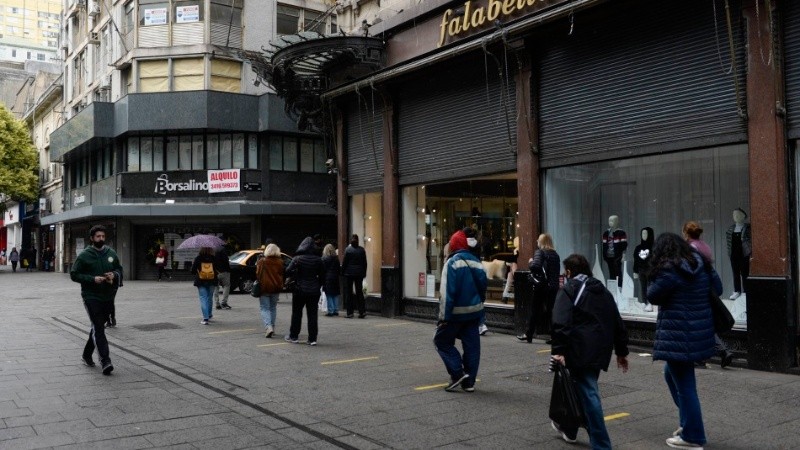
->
<box><xmin>729</xmin><ymin>292</ymin><xmax>740</xmax><ymax>300</ymax></box>
<box><xmin>265</xmin><ymin>326</ymin><xmax>274</xmax><ymax>338</ymax></box>
<box><xmin>666</xmin><ymin>436</ymin><xmax>703</xmax><ymax>449</ymax></box>
<box><xmin>644</xmin><ymin>304</ymin><xmax>654</xmax><ymax>312</ymax></box>
<box><xmin>478</xmin><ymin>324</ymin><xmax>489</xmax><ymax>336</ymax></box>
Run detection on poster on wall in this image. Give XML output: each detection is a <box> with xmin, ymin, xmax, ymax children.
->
<box><xmin>144</xmin><ymin>8</ymin><xmax>168</xmax><ymax>26</ymax></box>
<box><xmin>176</xmin><ymin>5</ymin><xmax>199</xmax><ymax>23</ymax></box>
<box><xmin>207</xmin><ymin>169</ymin><xmax>241</xmax><ymax>193</ymax></box>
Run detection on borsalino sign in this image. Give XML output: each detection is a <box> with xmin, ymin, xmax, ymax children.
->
<box><xmin>437</xmin><ymin>0</ymin><xmax>558</xmax><ymax>47</ymax></box>
<box><xmin>154</xmin><ymin>169</ymin><xmax>241</xmax><ymax>195</ymax></box>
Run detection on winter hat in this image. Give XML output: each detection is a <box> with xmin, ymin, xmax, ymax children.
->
<box><xmin>449</xmin><ymin>230</ymin><xmax>469</xmax><ymax>253</ymax></box>
<box><xmin>462</xmin><ymin>227</ymin><xmax>478</xmax><ymax>248</ymax></box>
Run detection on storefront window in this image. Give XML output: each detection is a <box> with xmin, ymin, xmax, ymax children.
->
<box><xmin>206</xmin><ymin>134</ymin><xmax>219</xmax><ymax>169</ymax></box>
<box><xmin>402</xmin><ymin>176</ymin><xmax>518</xmax><ymax>304</ymax></box>
<box><xmin>543</xmin><ymin>144</ymin><xmax>749</xmax><ymax>325</ymax></box>
<box><xmin>351</xmin><ymin>193</ymin><xmax>382</xmax><ymax>296</ymax></box>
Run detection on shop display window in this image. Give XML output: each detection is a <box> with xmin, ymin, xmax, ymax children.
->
<box><xmin>543</xmin><ymin>144</ymin><xmax>749</xmax><ymax>325</ymax></box>
<box><xmin>350</xmin><ymin>193</ymin><xmax>382</xmax><ymax>296</ymax></box>
<box><xmin>402</xmin><ymin>176</ymin><xmax>518</xmax><ymax>305</ymax></box>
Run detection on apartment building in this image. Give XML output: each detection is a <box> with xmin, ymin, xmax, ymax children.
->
<box><xmin>46</xmin><ymin>0</ymin><xmax>338</xmax><ymax>281</ymax></box>
<box><xmin>0</xmin><ymin>0</ymin><xmax>61</xmax><ymax>63</ymax></box>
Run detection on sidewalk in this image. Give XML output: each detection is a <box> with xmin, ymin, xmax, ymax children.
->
<box><xmin>1</xmin><ymin>267</ymin><xmax>799</xmax><ymax>449</ymax></box>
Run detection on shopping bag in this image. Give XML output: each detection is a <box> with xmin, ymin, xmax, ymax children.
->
<box><xmin>250</xmin><ymin>280</ymin><xmax>261</xmax><ymax>298</ymax></box>
<box><xmin>318</xmin><ymin>291</ymin><xmax>328</xmax><ymax>313</ymax></box>
<box><xmin>22</xmin><ymin>259</ymin><xmax>28</xmax><ymax>268</ymax></box>
<box><xmin>548</xmin><ymin>364</ymin><xmax>586</xmax><ymax>432</ymax></box>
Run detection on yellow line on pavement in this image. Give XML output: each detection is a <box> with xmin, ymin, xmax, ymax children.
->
<box><xmin>257</xmin><ymin>342</ymin><xmax>289</xmax><ymax>347</ymax></box>
<box><xmin>414</xmin><ymin>378</ymin><xmax>481</xmax><ymax>391</ymax></box>
<box><xmin>536</xmin><ymin>349</ymin><xmax>551</xmax><ymax>354</ymax></box>
<box><xmin>604</xmin><ymin>413</ymin><xmax>630</xmax><ymax>421</ymax></box>
<box><xmin>178</xmin><ymin>316</ymin><xmax>197</xmax><ymax>319</ymax></box>
<box><xmin>374</xmin><ymin>322</ymin><xmax>412</xmax><ymax>328</ymax></box>
<box><xmin>208</xmin><ymin>328</ymin><xmax>258</xmax><ymax>335</ymax></box>
<box><xmin>321</xmin><ymin>356</ymin><xmax>379</xmax><ymax>366</ymax></box>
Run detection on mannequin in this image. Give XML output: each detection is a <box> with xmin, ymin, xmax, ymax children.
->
<box><xmin>632</xmin><ymin>227</ymin><xmax>654</xmax><ymax>312</ymax></box>
<box><xmin>601</xmin><ymin>215</ymin><xmax>627</xmax><ymax>288</ymax></box>
<box><xmin>726</xmin><ymin>208</ymin><xmax>751</xmax><ymax>300</ymax></box>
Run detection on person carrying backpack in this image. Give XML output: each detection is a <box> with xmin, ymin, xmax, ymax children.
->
<box><xmin>191</xmin><ymin>247</ymin><xmax>218</xmax><ymax>325</ymax></box>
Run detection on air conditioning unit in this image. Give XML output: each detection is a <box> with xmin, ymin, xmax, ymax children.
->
<box><xmin>99</xmin><ymin>74</ymin><xmax>111</xmax><ymax>90</ymax></box>
<box><xmin>89</xmin><ymin>2</ymin><xmax>100</xmax><ymax>16</ymax></box>
<box><xmin>88</xmin><ymin>32</ymin><xmax>100</xmax><ymax>44</ymax></box>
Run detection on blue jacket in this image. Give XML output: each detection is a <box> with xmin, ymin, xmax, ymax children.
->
<box><xmin>439</xmin><ymin>250</ymin><xmax>487</xmax><ymax>322</ymax></box>
<box><xmin>647</xmin><ymin>253</ymin><xmax>721</xmax><ymax>362</ymax></box>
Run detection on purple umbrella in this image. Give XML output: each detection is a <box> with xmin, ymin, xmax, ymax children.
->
<box><xmin>177</xmin><ymin>234</ymin><xmax>226</xmax><ymax>250</ymax></box>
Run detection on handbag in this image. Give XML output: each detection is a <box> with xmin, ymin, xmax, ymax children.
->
<box><xmin>529</xmin><ymin>265</ymin><xmax>548</xmax><ymax>292</ymax></box>
<box><xmin>250</xmin><ymin>280</ymin><xmax>261</xmax><ymax>298</ymax></box>
<box><xmin>155</xmin><ymin>256</ymin><xmax>165</xmax><ymax>265</ymax></box>
<box><xmin>548</xmin><ymin>364</ymin><xmax>586</xmax><ymax>432</ymax></box>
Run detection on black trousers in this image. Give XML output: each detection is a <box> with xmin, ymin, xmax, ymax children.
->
<box><xmin>83</xmin><ymin>299</ymin><xmax>113</xmax><ymax>364</ymax></box>
<box><xmin>637</xmin><ymin>273</ymin><xmax>650</xmax><ymax>304</ymax></box>
<box><xmin>604</xmin><ymin>256</ymin><xmax>623</xmax><ymax>288</ymax></box>
<box><xmin>289</xmin><ymin>292</ymin><xmax>319</xmax><ymax>342</ymax></box>
<box><xmin>731</xmin><ymin>256</ymin><xmax>750</xmax><ymax>293</ymax></box>
<box><xmin>526</xmin><ymin>288</ymin><xmax>557</xmax><ymax>340</ymax></box>
<box><xmin>157</xmin><ymin>266</ymin><xmax>170</xmax><ymax>280</ymax></box>
<box><xmin>344</xmin><ymin>276</ymin><xmax>365</xmax><ymax>316</ymax></box>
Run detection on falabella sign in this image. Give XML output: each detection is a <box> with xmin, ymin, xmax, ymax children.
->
<box><xmin>154</xmin><ymin>169</ymin><xmax>241</xmax><ymax>195</ymax></box>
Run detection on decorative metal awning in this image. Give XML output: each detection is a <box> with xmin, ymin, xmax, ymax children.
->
<box><xmin>241</xmin><ymin>32</ymin><xmax>386</xmax><ymax>132</ymax></box>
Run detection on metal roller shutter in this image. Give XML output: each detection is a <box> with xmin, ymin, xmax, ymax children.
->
<box><xmin>786</xmin><ymin>0</ymin><xmax>800</xmax><ymax>139</ymax></box>
<box><xmin>397</xmin><ymin>56</ymin><xmax>517</xmax><ymax>186</ymax></box>
<box><xmin>345</xmin><ymin>97</ymin><xmax>384</xmax><ymax>194</ymax></box>
<box><xmin>538</xmin><ymin>0</ymin><xmax>748</xmax><ymax>167</ymax></box>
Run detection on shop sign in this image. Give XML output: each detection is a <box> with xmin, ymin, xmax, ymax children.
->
<box><xmin>73</xmin><ymin>193</ymin><xmax>86</xmax><ymax>206</ymax></box>
<box><xmin>154</xmin><ymin>173</ymin><xmax>209</xmax><ymax>195</ymax></box>
<box><xmin>175</xmin><ymin>4</ymin><xmax>199</xmax><ymax>23</ymax></box>
<box><xmin>207</xmin><ymin>169</ymin><xmax>241</xmax><ymax>194</ymax></box>
<box><xmin>438</xmin><ymin>0</ymin><xmax>559</xmax><ymax>47</ymax></box>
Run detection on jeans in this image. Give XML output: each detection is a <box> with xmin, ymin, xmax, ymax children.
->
<box><xmin>83</xmin><ymin>299</ymin><xmax>113</xmax><ymax>364</ymax></box>
<box><xmin>433</xmin><ymin>318</ymin><xmax>480</xmax><ymax>387</ymax></box>
<box><xmin>567</xmin><ymin>368</ymin><xmax>612</xmax><ymax>450</ymax></box>
<box><xmin>259</xmin><ymin>293</ymin><xmax>280</xmax><ymax>328</ymax></box>
<box><xmin>326</xmin><ymin>293</ymin><xmax>339</xmax><ymax>314</ymax></box>
<box><xmin>44</xmin><ymin>260</ymin><xmax>51</xmax><ymax>271</ymax></box>
<box><xmin>197</xmin><ymin>285</ymin><xmax>214</xmax><ymax>320</ymax></box>
<box><xmin>215</xmin><ymin>272</ymin><xmax>231</xmax><ymax>306</ymax></box>
<box><xmin>289</xmin><ymin>292</ymin><xmax>319</xmax><ymax>342</ymax></box>
<box><xmin>664</xmin><ymin>361</ymin><xmax>706</xmax><ymax>445</ymax></box>
<box><xmin>344</xmin><ymin>276</ymin><xmax>365</xmax><ymax>316</ymax></box>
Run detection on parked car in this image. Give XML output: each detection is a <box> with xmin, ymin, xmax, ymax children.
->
<box><xmin>229</xmin><ymin>249</ymin><xmax>293</xmax><ymax>294</ymax></box>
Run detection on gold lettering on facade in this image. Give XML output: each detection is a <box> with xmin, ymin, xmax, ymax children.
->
<box><xmin>437</xmin><ymin>0</ymin><xmax>547</xmax><ymax>47</ymax></box>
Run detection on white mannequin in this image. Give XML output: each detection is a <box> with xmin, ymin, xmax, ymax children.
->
<box><xmin>633</xmin><ymin>228</ymin><xmax>648</xmax><ymax>280</ymax></box>
<box><xmin>733</xmin><ymin>209</ymin><xmax>746</xmax><ymax>228</ymax></box>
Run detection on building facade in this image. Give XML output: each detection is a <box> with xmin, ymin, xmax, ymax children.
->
<box><xmin>0</xmin><ymin>0</ymin><xmax>61</xmax><ymax>64</ymax></box>
<box><xmin>274</xmin><ymin>0</ymin><xmax>798</xmax><ymax>371</ymax></box>
<box><xmin>45</xmin><ymin>0</ymin><xmax>338</xmax><ymax>280</ymax></box>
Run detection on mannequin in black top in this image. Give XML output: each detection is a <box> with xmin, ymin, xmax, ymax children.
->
<box><xmin>602</xmin><ymin>215</ymin><xmax>627</xmax><ymax>289</ymax></box>
<box><xmin>725</xmin><ymin>208</ymin><xmax>751</xmax><ymax>300</ymax></box>
<box><xmin>632</xmin><ymin>227</ymin><xmax>654</xmax><ymax>312</ymax></box>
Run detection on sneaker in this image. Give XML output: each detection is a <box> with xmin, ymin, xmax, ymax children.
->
<box><xmin>345</xmin><ymin>314</ymin><xmax>354</xmax><ymax>319</ymax></box>
<box><xmin>478</xmin><ymin>324</ymin><xmax>489</xmax><ymax>336</ymax></box>
<box><xmin>200</xmin><ymin>319</ymin><xmax>209</xmax><ymax>325</ymax></box>
<box><xmin>644</xmin><ymin>304</ymin><xmax>654</xmax><ymax>312</ymax></box>
<box><xmin>307</xmin><ymin>341</ymin><xmax>317</xmax><ymax>346</ymax></box>
<box><xmin>551</xmin><ymin>421</ymin><xmax>577</xmax><ymax>443</ymax></box>
<box><xmin>461</xmin><ymin>384</ymin><xmax>475</xmax><ymax>393</ymax></box>
<box><xmin>325</xmin><ymin>313</ymin><xmax>333</xmax><ymax>317</ymax></box>
<box><xmin>284</xmin><ymin>335</ymin><xmax>299</xmax><ymax>344</ymax></box>
<box><xmin>445</xmin><ymin>374</ymin><xmax>469</xmax><ymax>392</ymax></box>
<box><xmin>516</xmin><ymin>334</ymin><xmax>529</xmax><ymax>342</ymax></box>
<box><xmin>666</xmin><ymin>436</ymin><xmax>703</xmax><ymax>449</ymax></box>
<box><xmin>222</xmin><ymin>304</ymin><xmax>232</xmax><ymax>310</ymax></box>
<box><xmin>215</xmin><ymin>304</ymin><xmax>222</xmax><ymax>310</ymax></box>
<box><xmin>265</xmin><ymin>326</ymin><xmax>274</xmax><ymax>338</ymax></box>
<box><xmin>333</xmin><ymin>312</ymin><xmax>339</xmax><ymax>316</ymax></box>
<box><xmin>729</xmin><ymin>292</ymin><xmax>740</xmax><ymax>300</ymax></box>
<box><xmin>358</xmin><ymin>313</ymin><xmax>366</xmax><ymax>319</ymax></box>
<box><xmin>101</xmin><ymin>362</ymin><xmax>114</xmax><ymax>376</ymax></box>
<box><xmin>673</xmin><ymin>427</ymin><xmax>683</xmax><ymax>437</ymax></box>
<box><xmin>82</xmin><ymin>355</ymin><xmax>96</xmax><ymax>367</ymax></box>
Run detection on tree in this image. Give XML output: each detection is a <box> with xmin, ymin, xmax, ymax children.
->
<box><xmin>0</xmin><ymin>103</ymin><xmax>38</xmax><ymax>204</ymax></box>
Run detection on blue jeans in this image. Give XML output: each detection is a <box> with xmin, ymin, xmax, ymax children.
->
<box><xmin>326</xmin><ymin>294</ymin><xmax>339</xmax><ymax>313</ymax></box>
<box><xmin>570</xmin><ymin>368</ymin><xmax>612</xmax><ymax>450</ymax></box>
<box><xmin>259</xmin><ymin>293</ymin><xmax>279</xmax><ymax>328</ymax></box>
<box><xmin>664</xmin><ymin>361</ymin><xmax>706</xmax><ymax>445</ymax></box>
<box><xmin>433</xmin><ymin>318</ymin><xmax>480</xmax><ymax>387</ymax></box>
<box><xmin>197</xmin><ymin>285</ymin><xmax>214</xmax><ymax>320</ymax></box>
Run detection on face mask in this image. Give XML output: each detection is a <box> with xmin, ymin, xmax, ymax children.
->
<box><xmin>467</xmin><ymin>238</ymin><xmax>478</xmax><ymax>248</ymax></box>
<box><xmin>93</xmin><ymin>240</ymin><xmax>105</xmax><ymax>249</ymax></box>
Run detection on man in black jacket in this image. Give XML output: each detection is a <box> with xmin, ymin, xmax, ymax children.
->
<box><xmin>550</xmin><ymin>254</ymin><xmax>629</xmax><ymax>449</ymax></box>
<box><xmin>285</xmin><ymin>237</ymin><xmax>325</xmax><ymax>345</ymax></box>
<box><xmin>341</xmin><ymin>234</ymin><xmax>368</xmax><ymax>318</ymax></box>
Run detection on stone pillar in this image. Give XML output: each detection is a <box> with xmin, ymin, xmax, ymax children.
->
<box><xmin>335</xmin><ymin>110</ymin><xmax>349</xmax><ymax>259</ymax></box>
<box><xmin>743</xmin><ymin>0</ymin><xmax>796</xmax><ymax>371</ymax></box>
<box><xmin>513</xmin><ymin>46</ymin><xmax>539</xmax><ymax>267</ymax></box>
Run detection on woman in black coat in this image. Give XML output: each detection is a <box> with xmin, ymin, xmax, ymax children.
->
<box><xmin>517</xmin><ymin>233</ymin><xmax>560</xmax><ymax>343</ymax></box>
<box><xmin>285</xmin><ymin>237</ymin><xmax>325</xmax><ymax>345</ymax></box>
<box><xmin>321</xmin><ymin>244</ymin><xmax>341</xmax><ymax>316</ymax></box>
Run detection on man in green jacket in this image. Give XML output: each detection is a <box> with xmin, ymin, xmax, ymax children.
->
<box><xmin>70</xmin><ymin>225</ymin><xmax>123</xmax><ymax>375</ymax></box>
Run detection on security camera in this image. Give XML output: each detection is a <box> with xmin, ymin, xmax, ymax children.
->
<box><xmin>325</xmin><ymin>159</ymin><xmax>338</xmax><ymax>174</ymax></box>
<box><xmin>325</xmin><ymin>158</ymin><xmax>335</xmax><ymax>167</ymax></box>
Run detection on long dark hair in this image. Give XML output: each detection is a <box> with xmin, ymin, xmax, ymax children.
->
<box><xmin>647</xmin><ymin>232</ymin><xmax>698</xmax><ymax>279</ymax></box>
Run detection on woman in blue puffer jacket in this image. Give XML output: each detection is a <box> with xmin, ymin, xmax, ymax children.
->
<box><xmin>647</xmin><ymin>232</ymin><xmax>722</xmax><ymax>450</ymax></box>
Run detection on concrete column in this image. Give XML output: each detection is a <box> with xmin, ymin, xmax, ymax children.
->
<box><xmin>380</xmin><ymin>91</ymin><xmax>402</xmax><ymax>316</ymax></box>
<box><xmin>335</xmin><ymin>110</ymin><xmax>349</xmax><ymax>258</ymax></box>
